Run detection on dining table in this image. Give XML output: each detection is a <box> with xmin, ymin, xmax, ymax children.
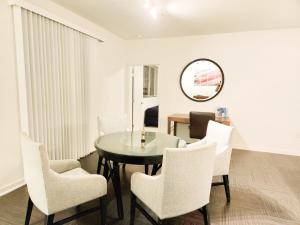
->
<box><xmin>94</xmin><ymin>131</ymin><xmax>183</xmax><ymax>219</ymax></box>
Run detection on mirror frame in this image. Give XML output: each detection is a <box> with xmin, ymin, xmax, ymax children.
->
<box><xmin>179</xmin><ymin>58</ymin><xmax>225</xmax><ymax>102</ymax></box>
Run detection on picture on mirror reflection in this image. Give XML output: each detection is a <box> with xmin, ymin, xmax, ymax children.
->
<box><xmin>180</xmin><ymin>59</ymin><xmax>224</xmax><ymax>102</ymax></box>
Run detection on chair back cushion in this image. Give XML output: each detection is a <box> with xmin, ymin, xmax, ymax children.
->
<box><xmin>21</xmin><ymin>134</ymin><xmax>49</xmax><ymax>213</ymax></box>
<box><xmin>189</xmin><ymin>111</ymin><xmax>215</xmax><ymax>139</ymax></box>
<box><xmin>160</xmin><ymin>143</ymin><xmax>216</xmax><ymax>218</ymax></box>
<box><xmin>97</xmin><ymin>114</ymin><xmax>128</xmax><ymax>135</ymax></box>
<box><xmin>206</xmin><ymin>121</ymin><xmax>234</xmax><ymax>175</ymax></box>
<box><xmin>187</xmin><ymin>121</ymin><xmax>234</xmax><ymax>176</ymax></box>
<box><xmin>206</xmin><ymin>120</ymin><xmax>233</xmax><ymax>148</ymax></box>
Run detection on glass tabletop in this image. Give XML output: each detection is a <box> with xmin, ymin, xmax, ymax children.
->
<box><xmin>95</xmin><ymin>131</ymin><xmax>181</xmax><ymax>162</ymax></box>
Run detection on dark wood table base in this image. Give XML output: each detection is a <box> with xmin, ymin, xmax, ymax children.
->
<box><xmin>102</xmin><ymin>160</ymin><xmax>160</xmax><ymax>220</ymax></box>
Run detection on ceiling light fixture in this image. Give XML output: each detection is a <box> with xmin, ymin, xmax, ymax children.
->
<box><xmin>150</xmin><ymin>7</ymin><xmax>158</xmax><ymax>20</ymax></box>
<box><xmin>144</xmin><ymin>0</ymin><xmax>160</xmax><ymax>20</ymax></box>
<box><xmin>144</xmin><ymin>0</ymin><xmax>150</xmax><ymax>9</ymax></box>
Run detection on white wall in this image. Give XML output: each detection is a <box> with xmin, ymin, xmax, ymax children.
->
<box><xmin>0</xmin><ymin>0</ymin><xmax>24</xmax><ymax>196</ymax></box>
<box><xmin>0</xmin><ymin>0</ymin><xmax>127</xmax><ymax>195</ymax></box>
<box><xmin>86</xmin><ymin>37</ymin><xmax>127</xmax><ymax>148</ymax></box>
<box><xmin>127</xmin><ymin>29</ymin><xmax>300</xmax><ymax>156</ymax></box>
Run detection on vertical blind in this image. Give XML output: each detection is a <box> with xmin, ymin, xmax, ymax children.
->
<box><xmin>21</xmin><ymin>8</ymin><xmax>89</xmax><ymax>159</ymax></box>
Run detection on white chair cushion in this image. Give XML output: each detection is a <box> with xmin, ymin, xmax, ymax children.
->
<box><xmin>206</xmin><ymin>121</ymin><xmax>233</xmax><ymax>148</ymax></box>
<box><xmin>61</xmin><ymin>167</ymin><xmax>89</xmax><ymax>176</ymax></box>
<box><xmin>50</xmin><ymin>159</ymin><xmax>81</xmax><ymax>173</ymax></box>
<box><xmin>97</xmin><ymin>114</ymin><xmax>128</xmax><ymax>135</ymax></box>
<box><xmin>48</xmin><ymin>169</ymin><xmax>107</xmax><ymax>214</ymax></box>
<box><xmin>187</xmin><ymin>121</ymin><xmax>234</xmax><ymax>176</ymax></box>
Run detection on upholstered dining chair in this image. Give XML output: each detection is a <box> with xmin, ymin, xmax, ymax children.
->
<box><xmin>130</xmin><ymin>143</ymin><xmax>217</xmax><ymax>225</ymax></box>
<box><xmin>21</xmin><ymin>134</ymin><xmax>107</xmax><ymax>225</ymax></box>
<box><xmin>188</xmin><ymin>120</ymin><xmax>234</xmax><ymax>203</ymax></box>
<box><xmin>96</xmin><ymin>114</ymin><xmax>129</xmax><ymax>175</ymax></box>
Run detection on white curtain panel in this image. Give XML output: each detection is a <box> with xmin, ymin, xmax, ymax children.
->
<box><xmin>21</xmin><ymin>9</ymin><xmax>89</xmax><ymax>160</ymax></box>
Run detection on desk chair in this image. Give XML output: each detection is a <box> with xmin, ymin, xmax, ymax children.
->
<box><xmin>189</xmin><ymin>111</ymin><xmax>215</xmax><ymax>139</ymax></box>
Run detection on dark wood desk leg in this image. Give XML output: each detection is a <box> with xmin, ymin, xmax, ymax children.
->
<box><xmin>111</xmin><ymin>162</ymin><xmax>124</xmax><ymax>219</ymax></box>
<box><xmin>167</xmin><ymin>119</ymin><xmax>171</xmax><ymax>134</ymax></box>
<box><xmin>174</xmin><ymin>122</ymin><xmax>177</xmax><ymax>136</ymax></box>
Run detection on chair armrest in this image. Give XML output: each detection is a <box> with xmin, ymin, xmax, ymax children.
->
<box><xmin>47</xmin><ymin>172</ymin><xmax>107</xmax><ymax>214</ymax></box>
<box><xmin>59</xmin><ymin>173</ymin><xmax>107</xmax><ymax>196</ymax></box>
<box><xmin>50</xmin><ymin>159</ymin><xmax>81</xmax><ymax>173</ymax></box>
<box><xmin>131</xmin><ymin>172</ymin><xmax>162</xmax><ymax>199</ymax></box>
<box><xmin>131</xmin><ymin>172</ymin><xmax>162</xmax><ymax>217</ymax></box>
<box><xmin>216</xmin><ymin>145</ymin><xmax>229</xmax><ymax>155</ymax></box>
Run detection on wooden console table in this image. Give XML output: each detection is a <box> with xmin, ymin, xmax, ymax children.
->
<box><xmin>167</xmin><ymin>113</ymin><xmax>230</xmax><ymax>135</ymax></box>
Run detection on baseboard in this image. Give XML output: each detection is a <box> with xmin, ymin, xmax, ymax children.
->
<box><xmin>233</xmin><ymin>145</ymin><xmax>300</xmax><ymax>157</ymax></box>
<box><xmin>0</xmin><ymin>178</ymin><xmax>25</xmax><ymax>197</ymax></box>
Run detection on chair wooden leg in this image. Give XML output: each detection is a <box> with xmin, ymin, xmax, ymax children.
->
<box><xmin>223</xmin><ymin>175</ymin><xmax>231</xmax><ymax>203</ymax></box>
<box><xmin>44</xmin><ymin>214</ymin><xmax>54</xmax><ymax>225</ymax></box>
<box><xmin>158</xmin><ymin>219</ymin><xmax>167</xmax><ymax>225</ymax></box>
<box><xmin>151</xmin><ymin>164</ymin><xmax>159</xmax><ymax>176</ymax></box>
<box><xmin>25</xmin><ymin>197</ymin><xmax>33</xmax><ymax>225</ymax></box>
<box><xmin>100</xmin><ymin>196</ymin><xmax>107</xmax><ymax>225</ymax></box>
<box><xmin>76</xmin><ymin>205</ymin><xmax>81</xmax><ymax>213</ymax></box>
<box><xmin>130</xmin><ymin>192</ymin><xmax>136</xmax><ymax>225</ymax></box>
<box><xmin>97</xmin><ymin>156</ymin><xmax>104</xmax><ymax>174</ymax></box>
<box><xmin>199</xmin><ymin>205</ymin><xmax>210</xmax><ymax>225</ymax></box>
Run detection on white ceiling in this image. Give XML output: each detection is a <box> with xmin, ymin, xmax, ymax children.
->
<box><xmin>51</xmin><ymin>0</ymin><xmax>300</xmax><ymax>39</ymax></box>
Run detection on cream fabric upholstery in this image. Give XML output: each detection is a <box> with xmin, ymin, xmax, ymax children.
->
<box><xmin>62</xmin><ymin>167</ymin><xmax>89</xmax><ymax>176</ymax></box>
<box><xmin>188</xmin><ymin>120</ymin><xmax>234</xmax><ymax>176</ymax></box>
<box><xmin>49</xmin><ymin>160</ymin><xmax>81</xmax><ymax>173</ymax></box>
<box><xmin>131</xmin><ymin>143</ymin><xmax>216</xmax><ymax>219</ymax></box>
<box><xmin>21</xmin><ymin>134</ymin><xmax>107</xmax><ymax>215</ymax></box>
<box><xmin>97</xmin><ymin>114</ymin><xmax>128</xmax><ymax>136</ymax></box>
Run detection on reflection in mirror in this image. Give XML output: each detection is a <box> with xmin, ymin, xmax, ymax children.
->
<box><xmin>180</xmin><ymin>59</ymin><xmax>224</xmax><ymax>102</ymax></box>
<box><xmin>143</xmin><ymin>65</ymin><xmax>158</xmax><ymax>98</ymax></box>
<box><xmin>129</xmin><ymin>65</ymin><xmax>159</xmax><ymax>131</ymax></box>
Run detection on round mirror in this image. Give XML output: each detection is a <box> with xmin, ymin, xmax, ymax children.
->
<box><xmin>180</xmin><ymin>59</ymin><xmax>224</xmax><ymax>102</ymax></box>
